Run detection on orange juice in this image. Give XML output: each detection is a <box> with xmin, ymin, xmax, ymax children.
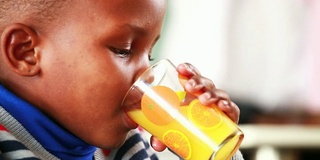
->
<box><xmin>126</xmin><ymin>85</ymin><xmax>243</xmax><ymax>160</ymax></box>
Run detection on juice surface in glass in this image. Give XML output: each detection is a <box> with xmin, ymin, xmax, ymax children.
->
<box><xmin>126</xmin><ymin>85</ymin><xmax>243</xmax><ymax>160</ymax></box>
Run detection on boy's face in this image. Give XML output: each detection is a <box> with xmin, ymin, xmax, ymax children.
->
<box><xmin>36</xmin><ymin>0</ymin><xmax>166</xmax><ymax>148</ymax></box>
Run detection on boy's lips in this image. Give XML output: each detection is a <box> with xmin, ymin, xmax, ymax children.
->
<box><xmin>122</xmin><ymin>113</ymin><xmax>139</xmax><ymax>129</ymax></box>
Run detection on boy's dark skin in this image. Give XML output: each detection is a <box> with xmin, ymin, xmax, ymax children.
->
<box><xmin>0</xmin><ymin>0</ymin><xmax>240</xmax><ymax>152</ymax></box>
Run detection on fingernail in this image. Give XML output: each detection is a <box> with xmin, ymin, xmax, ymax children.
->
<box><xmin>203</xmin><ymin>92</ymin><xmax>211</xmax><ymax>99</ymax></box>
<box><xmin>222</xmin><ymin>100</ymin><xmax>230</xmax><ymax>106</ymax></box>
<box><xmin>151</xmin><ymin>142</ymin><xmax>157</xmax><ymax>148</ymax></box>
<box><xmin>183</xmin><ymin>63</ymin><xmax>190</xmax><ymax>69</ymax></box>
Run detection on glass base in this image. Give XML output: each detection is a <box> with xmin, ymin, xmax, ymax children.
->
<box><xmin>210</xmin><ymin>131</ymin><xmax>244</xmax><ymax>160</ymax></box>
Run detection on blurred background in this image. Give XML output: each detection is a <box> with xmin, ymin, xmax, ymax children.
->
<box><xmin>152</xmin><ymin>0</ymin><xmax>320</xmax><ymax>159</ymax></box>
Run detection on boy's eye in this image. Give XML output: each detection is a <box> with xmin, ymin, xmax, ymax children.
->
<box><xmin>110</xmin><ymin>47</ymin><xmax>154</xmax><ymax>61</ymax></box>
<box><xmin>111</xmin><ymin>47</ymin><xmax>132</xmax><ymax>58</ymax></box>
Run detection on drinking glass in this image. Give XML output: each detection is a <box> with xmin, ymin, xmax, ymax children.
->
<box><xmin>122</xmin><ymin>59</ymin><xmax>244</xmax><ymax>160</ymax></box>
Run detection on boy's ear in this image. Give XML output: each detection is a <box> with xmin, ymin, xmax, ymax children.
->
<box><xmin>0</xmin><ymin>23</ymin><xmax>40</xmax><ymax>76</ymax></box>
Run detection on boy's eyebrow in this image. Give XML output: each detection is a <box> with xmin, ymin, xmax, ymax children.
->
<box><xmin>117</xmin><ymin>23</ymin><xmax>161</xmax><ymax>45</ymax></box>
<box><xmin>118</xmin><ymin>23</ymin><xmax>149</xmax><ymax>35</ymax></box>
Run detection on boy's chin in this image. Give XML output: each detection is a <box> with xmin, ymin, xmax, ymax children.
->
<box><xmin>95</xmin><ymin>137</ymin><xmax>127</xmax><ymax>149</ymax></box>
<box><xmin>89</xmin><ymin>131</ymin><xmax>129</xmax><ymax>149</ymax></box>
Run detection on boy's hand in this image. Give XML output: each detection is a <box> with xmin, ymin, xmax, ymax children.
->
<box><xmin>150</xmin><ymin>62</ymin><xmax>240</xmax><ymax>152</ymax></box>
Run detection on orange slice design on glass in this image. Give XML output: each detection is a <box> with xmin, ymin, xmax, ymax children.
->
<box><xmin>141</xmin><ymin>86</ymin><xmax>180</xmax><ymax>125</ymax></box>
<box><xmin>188</xmin><ymin>99</ymin><xmax>222</xmax><ymax>129</ymax></box>
<box><xmin>163</xmin><ymin>130</ymin><xmax>191</xmax><ymax>159</ymax></box>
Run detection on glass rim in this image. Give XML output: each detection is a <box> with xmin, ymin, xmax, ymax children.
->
<box><xmin>121</xmin><ymin>58</ymin><xmax>174</xmax><ymax>106</ymax></box>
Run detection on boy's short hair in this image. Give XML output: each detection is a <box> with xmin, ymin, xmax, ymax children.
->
<box><xmin>0</xmin><ymin>0</ymin><xmax>69</xmax><ymax>32</ymax></box>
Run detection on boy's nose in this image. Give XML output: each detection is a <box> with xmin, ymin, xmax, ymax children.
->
<box><xmin>132</xmin><ymin>58</ymin><xmax>150</xmax><ymax>83</ymax></box>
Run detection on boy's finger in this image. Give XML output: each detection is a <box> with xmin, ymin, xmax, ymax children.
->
<box><xmin>177</xmin><ymin>63</ymin><xmax>201</xmax><ymax>77</ymax></box>
<box><xmin>217</xmin><ymin>100</ymin><xmax>240</xmax><ymax>124</ymax></box>
<box><xmin>150</xmin><ymin>136</ymin><xmax>167</xmax><ymax>152</ymax></box>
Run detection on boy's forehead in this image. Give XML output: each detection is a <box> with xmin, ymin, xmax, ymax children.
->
<box><xmin>91</xmin><ymin>0</ymin><xmax>166</xmax><ymax>14</ymax></box>
<box><xmin>73</xmin><ymin>0</ymin><xmax>166</xmax><ymax>28</ymax></box>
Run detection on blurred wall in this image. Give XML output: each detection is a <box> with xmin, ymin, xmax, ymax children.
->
<box><xmin>157</xmin><ymin>0</ymin><xmax>320</xmax><ymax>114</ymax></box>
<box><xmin>222</xmin><ymin>0</ymin><xmax>307</xmax><ymax>112</ymax></box>
<box><xmin>157</xmin><ymin>0</ymin><xmax>230</xmax><ymax>87</ymax></box>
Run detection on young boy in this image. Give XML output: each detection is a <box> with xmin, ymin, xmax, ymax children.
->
<box><xmin>0</xmin><ymin>0</ymin><xmax>243</xmax><ymax>159</ymax></box>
